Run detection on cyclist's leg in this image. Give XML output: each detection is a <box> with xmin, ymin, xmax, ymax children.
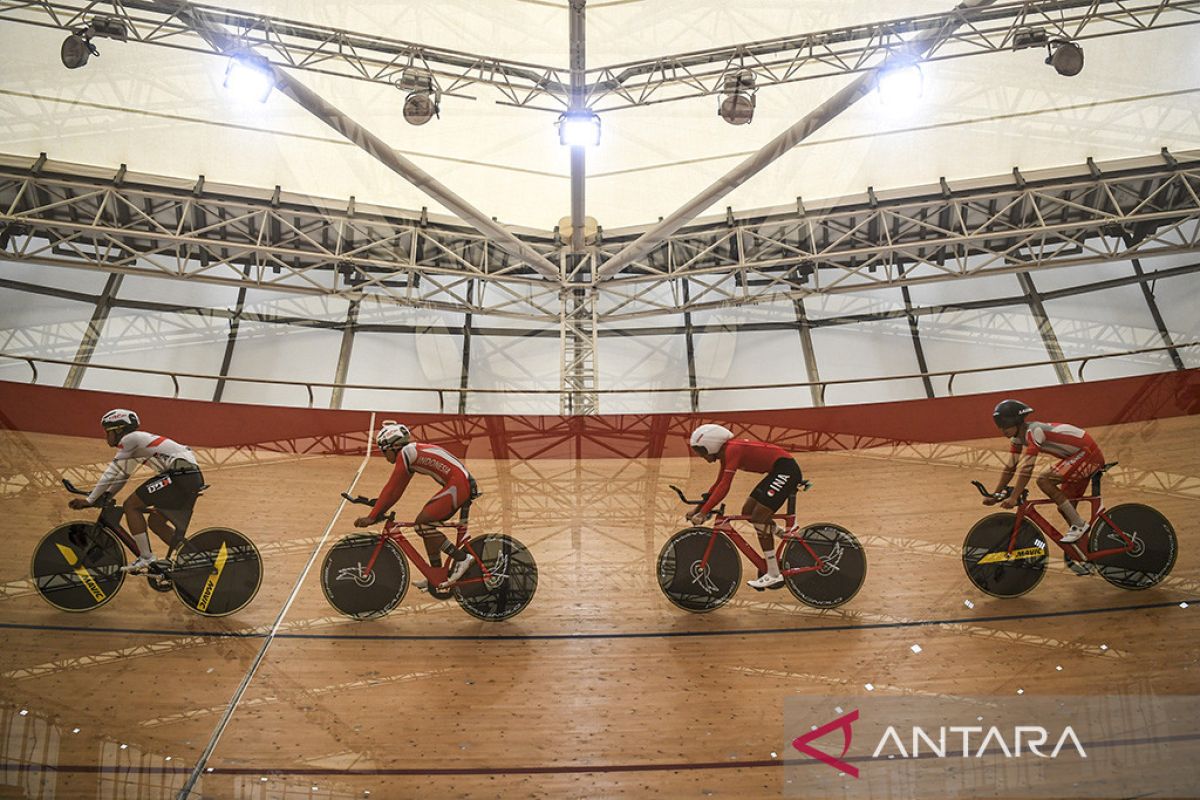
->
<box><xmin>122</xmin><ymin>491</ymin><xmax>155</xmax><ymax>559</ymax></box>
<box><xmin>415</xmin><ymin>477</ymin><xmax>473</xmax><ymax>585</ymax></box>
<box><xmin>1037</xmin><ymin>451</ymin><xmax>1099</xmax><ymax>532</ymax></box>
<box><xmin>134</xmin><ymin>471</ymin><xmax>203</xmax><ymax>555</ymax></box>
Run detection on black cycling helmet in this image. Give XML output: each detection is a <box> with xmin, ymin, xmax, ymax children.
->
<box><xmin>992</xmin><ymin>399</ymin><xmax>1033</xmax><ymax>429</ymax></box>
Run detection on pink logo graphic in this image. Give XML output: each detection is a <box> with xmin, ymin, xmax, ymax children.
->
<box><xmin>792</xmin><ymin>709</ymin><xmax>859</xmax><ymax>778</ymax></box>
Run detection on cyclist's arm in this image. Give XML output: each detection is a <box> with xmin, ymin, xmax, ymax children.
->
<box><xmin>368</xmin><ymin>461</ymin><xmax>412</xmax><ymax>521</ymax></box>
<box><xmin>1009</xmin><ymin>452</ymin><xmax>1038</xmax><ymax>495</ymax></box>
<box><xmin>697</xmin><ymin>467</ymin><xmax>735</xmax><ymax>517</ymax></box>
<box><xmin>992</xmin><ymin>451</ymin><xmax>1019</xmax><ymax>494</ymax></box>
<box><xmin>86</xmin><ymin>455</ymin><xmax>138</xmax><ymax>505</ymax></box>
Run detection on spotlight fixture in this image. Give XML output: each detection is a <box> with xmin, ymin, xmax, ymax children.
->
<box><xmin>223</xmin><ymin>52</ymin><xmax>276</xmax><ymax>103</ymax></box>
<box><xmin>557</xmin><ymin>110</ymin><xmax>601</xmax><ymax>147</ymax></box>
<box><xmin>876</xmin><ymin>60</ymin><xmax>924</xmax><ymax>103</ymax></box>
<box><xmin>397</xmin><ymin>71</ymin><xmax>439</xmax><ymax>125</ymax></box>
<box><xmin>1011</xmin><ymin>27</ymin><xmax>1048</xmax><ymax>50</ymax></box>
<box><xmin>1046</xmin><ymin>39</ymin><xmax>1084</xmax><ymax>77</ymax></box>
<box><xmin>60</xmin><ymin>28</ymin><xmax>99</xmax><ymax>70</ymax></box>
<box><xmin>717</xmin><ymin>70</ymin><xmax>756</xmax><ymax>125</ymax></box>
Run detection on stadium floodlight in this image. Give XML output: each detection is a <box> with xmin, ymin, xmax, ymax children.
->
<box><xmin>1012</xmin><ymin>27</ymin><xmax>1048</xmax><ymax>50</ymax></box>
<box><xmin>223</xmin><ymin>53</ymin><xmax>276</xmax><ymax>103</ymax></box>
<box><xmin>557</xmin><ymin>110</ymin><xmax>601</xmax><ymax>147</ymax></box>
<box><xmin>876</xmin><ymin>60</ymin><xmax>924</xmax><ymax>103</ymax></box>
<box><xmin>397</xmin><ymin>71</ymin><xmax>439</xmax><ymax>125</ymax></box>
<box><xmin>60</xmin><ymin>28</ymin><xmax>99</xmax><ymax>69</ymax></box>
<box><xmin>718</xmin><ymin>70</ymin><xmax>757</xmax><ymax>125</ymax></box>
<box><xmin>1046</xmin><ymin>40</ymin><xmax>1084</xmax><ymax>77</ymax></box>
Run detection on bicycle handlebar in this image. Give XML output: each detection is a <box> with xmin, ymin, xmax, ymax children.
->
<box><xmin>340</xmin><ymin>492</ymin><xmax>394</xmax><ymax>522</ymax></box>
<box><xmin>62</xmin><ymin>479</ymin><xmax>113</xmax><ymax>507</ymax></box>
<box><xmin>971</xmin><ymin>481</ymin><xmax>1029</xmax><ymax>505</ymax></box>
<box><xmin>668</xmin><ymin>484</ymin><xmax>724</xmax><ymax>517</ymax></box>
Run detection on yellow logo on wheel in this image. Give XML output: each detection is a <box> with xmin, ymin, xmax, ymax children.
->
<box><xmin>978</xmin><ymin>546</ymin><xmax>1046</xmax><ymax>565</ymax></box>
<box><xmin>55</xmin><ymin>543</ymin><xmax>106</xmax><ymax>602</ymax></box>
<box><xmin>196</xmin><ymin>541</ymin><xmax>229</xmax><ymax>613</ymax></box>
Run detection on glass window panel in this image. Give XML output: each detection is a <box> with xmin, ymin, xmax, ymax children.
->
<box><xmin>802</xmin><ymin>286</ymin><xmax>907</xmax><ymax>322</ymax></box>
<box><xmin>466</xmin><ymin>334</ymin><xmax>560</xmax><ymax>414</ymax></box>
<box><xmin>1133</xmin><ymin>270</ymin><xmax>1200</xmax><ymax>368</ymax></box>
<box><xmin>339</xmin><ymin>330</ymin><xmax>463</xmax><ymax>413</ymax></box>
<box><xmin>1043</xmin><ymin>284</ymin><xmax>1169</xmax><ymax>381</ymax></box>
<box><xmin>220</xmin><ymin>322</ymin><xmax>342</xmax><ymax>407</ymax></box>
<box><xmin>917</xmin><ymin>305</ymin><xmax>1060</xmax><ymax>395</ymax></box>
<box><xmin>241</xmin><ymin>291</ymin><xmax>350</xmax><ymax>322</ymax></box>
<box><xmin>1028</xmin><ymin>259</ymin><xmax>1138</xmax><ymax>293</ymax></box>
<box><xmin>115</xmin><ymin>275</ymin><xmax>242</xmax><ymax>309</ymax></box>
<box><xmin>809</xmin><ymin>319</ymin><xmax>925</xmax><ymax>405</ymax></box>
<box><xmin>0</xmin><ymin>289</ymin><xmax>93</xmax><ymax>384</ymax></box>
<box><xmin>693</xmin><ymin>328</ymin><xmax>812</xmax><ymax>411</ymax></box>
<box><xmin>905</xmin><ymin>272</ymin><xmax>1025</xmax><ymax>307</ymax></box>
<box><xmin>0</xmin><ymin>261</ymin><xmax>111</xmax><ymax>294</ymax></box>
<box><xmin>597</xmin><ymin>331</ymin><xmax>690</xmax><ymax>413</ymax></box>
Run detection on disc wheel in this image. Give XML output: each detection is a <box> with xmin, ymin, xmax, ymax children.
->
<box><xmin>31</xmin><ymin>522</ymin><xmax>126</xmax><ymax>612</ymax></box>
<box><xmin>781</xmin><ymin>523</ymin><xmax>867</xmax><ymax>608</ymax></box>
<box><xmin>1088</xmin><ymin>504</ymin><xmax>1177</xmax><ymax>590</ymax></box>
<box><xmin>656</xmin><ymin>528</ymin><xmax>740</xmax><ymax>613</ymax></box>
<box><xmin>962</xmin><ymin>513</ymin><xmax>1048</xmax><ymax>598</ymax></box>
<box><xmin>171</xmin><ymin>528</ymin><xmax>262</xmax><ymax>616</ymax></box>
<box><xmin>453</xmin><ymin>535</ymin><xmax>538</xmax><ymax>621</ymax></box>
<box><xmin>321</xmin><ymin>534</ymin><xmax>408</xmax><ymax>620</ymax></box>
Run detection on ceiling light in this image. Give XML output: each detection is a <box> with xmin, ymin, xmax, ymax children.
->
<box><xmin>223</xmin><ymin>53</ymin><xmax>276</xmax><ymax>103</ymax></box>
<box><xmin>718</xmin><ymin>70</ymin><xmax>756</xmax><ymax>125</ymax></box>
<box><xmin>557</xmin><ymin>111</ymin><xmax>601</xmax><ymax>147</ymax></box>
<box><xmin>60</xmin><ymin>28</ymin><xmax>98</xmax><ymax>70</ymax></box>
<box><xmin>876</xmin><ymin>61</ymin><xmax>924</xmax><ymax>103</ymax></box>
<box><xmin>397</xmin><ymin>71</ymin><xmax>439</xmax><ymax>125</ymax></box>
<box><xmin>1046</xmin><ymin>40</ymin><xmax>1084</xmax><ymax>77</ymax></box>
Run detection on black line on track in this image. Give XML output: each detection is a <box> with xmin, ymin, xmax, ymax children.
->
<box><xmin>2</xmin><ymin>597</ymin><xmax>1194</xmax><ymax>642</ymax></box>
<box><xmin>6</xmin><ymin>732</ymin><xmax>1200</xmax><ymax>777</ymax></box>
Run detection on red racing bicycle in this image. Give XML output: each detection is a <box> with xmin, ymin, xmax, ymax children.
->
<box><xmin>657</xmin><ymin>483</ymin><xmax>867</xmax><ymax>612</ymax></box>
<box><xmin>963</xmin><ymin>462</ymin><xmax>1177</xmax><ymax>597</ymax></box>
<box><xmin>320</xmin><ymin>492</ymin><xmax>537</xmax><ymax>621</ymax></box>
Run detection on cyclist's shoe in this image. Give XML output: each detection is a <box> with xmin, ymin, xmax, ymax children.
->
<box><xmin>1064</xmin><ymin>554</ymin><xmax>1094</xmax><ymax>576</ymax></box>
<box><xmin>122</xmin><ymin>555</ymin><xmax>158</xmax><ymax>574</ymax></box>
<box><xmin>439</xmin><ymin>554</ymin><xmax>475</xmax><ymax>589</ymax></box>
<box><xmin>747</xmin><ymin>573</ymin><xmax>785</xmax><ymax>591</ymax></box>
<box><xmin>413</xmin><ymin>578</ymin><xmax>429</xmax><ymax>593</ymax></box>
<box><xmin>779</xmin><ymin>524</ymin><xmax>801</xmax><ymax>539</ymax></box>
<box><xmin>1060</xmin><ymin>523</ymin><xmax>1089</xmax><ymax>544</ymax></box>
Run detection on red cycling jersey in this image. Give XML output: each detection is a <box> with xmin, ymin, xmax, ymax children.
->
<box><xmin>1010</xmin><ymin>421</ymin><xmax>1105</xmax><ymax>499</ymax></box>
<box><xmin>698</xmin><ymin>439</ymin><xmax>792</xmax><ymax>516</ymax></box>
<box><xmin>370</xmin><ymin>442</ymin><xmax>473</xmax><ymax>521</ymax></box>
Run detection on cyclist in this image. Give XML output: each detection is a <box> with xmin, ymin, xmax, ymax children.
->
<box><xmin>354</xmin><ymin>423</ymin><xmax>476</xmax><ymax>589</ymax></box>
<box><xmin>985</xmin><ymin>399</ymin><xmax>1106</xmax><ymax>544</ymax></box>
<box><xmin>688</xmin><ymin>423</ymin><xmax>805</xmax><ymax>591</ymax></box>
<box><xmin>67</xmin><ymin>409</ymin><xmax>204</xmax><ymax>573</ymax></box>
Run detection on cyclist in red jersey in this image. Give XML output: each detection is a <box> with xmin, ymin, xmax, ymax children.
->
<box><xmin>353</xmin><ymin>423</ymin><xmax>476</xmax><ymax>589</ymax></box>
<box><xmin>986</xmin><ymin>400</ymin><xmax>1106</xmax><ymax>544</ymax></box>
<box><xmin>688</xmin><ymin>423</ymin><xmax>805</xmax><ymax>591</ymax></box>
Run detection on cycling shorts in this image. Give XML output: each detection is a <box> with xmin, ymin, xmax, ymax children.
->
<box><xmin>749</xmin><ymin>458</ymin><xmax>803</xmax><ymax>512</ymax></box>
<box><xmin>1050</xmin><ymin>447</ymin><xmax>1105</xmax><ymax>499</ymax></box>
<box><xmin>133</xmin><ymin>469</ymin><xmax>204</xmax><ymax>512</ymax></box>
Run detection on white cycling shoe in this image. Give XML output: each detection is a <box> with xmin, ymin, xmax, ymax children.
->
<box><xmin>747</xmin><ymin>572</ymin><xmax>785</xmax><ymax>591</ymax></box>
<box><xmin>122</xmin><ymin>555</ymin><xmax>158</xmax><ymax>574</ymax></box>
<box><xmin>439</xmin><ymin>554</ymin><xmax>475</xmax><ymax>589</ymax></box>
<box><xmin>1060</xmin><ymin>523</ymin><xmax>1089</xmax><ymax>544</ymax></box>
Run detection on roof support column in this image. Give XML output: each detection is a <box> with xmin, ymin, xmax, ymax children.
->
<box><xmin>792</xmin><ymin>297</ymin><xmax>823</xmax><ymax>408</ymax></box>
<box><xmin>1017</xmin><ymin>272</ymin><xmax>1073</xmax><ymax>384</ymax></box>
<box><xmin>63</xmin><ymin>272</ymin><xmax>122</xmax><ymax>389</ymax></box>
<box><xmin>329</xmin><ymin>299</ymin><xmax>360</xmax><ymax>410</ymax></box>
<box><xmin>569</xmin><ymin>0</ymin><xmax>587</xmax><ymax>253</ymax></box>
<box><xmin>1123</xmin><ymin>235</ymin><xmax>1185</xmax><ymax>370</ymax></box>
<box><xmin>213</xmin><ymin>269</ymin><xmax>250</xmax><ymax>402</ymax></box>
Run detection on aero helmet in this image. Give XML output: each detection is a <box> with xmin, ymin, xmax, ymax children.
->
<box><xmin>690</xmin><ymin>423</ymin><xmax>734</xmax><ymax>457</ymax></box>
<box><xmin>376</xmin><ymin>422</ymin><xmax>412</xmax><ymax>453</ymax></box>
<box><xmin>992</xmin><ymin>399</ymin><xmax>1033</xmax><ymax>429</ymax></box>
<box><xmin>100</xmin><ymin>408</ymin><xmax>139</xmax><ymax>436</ymax></box>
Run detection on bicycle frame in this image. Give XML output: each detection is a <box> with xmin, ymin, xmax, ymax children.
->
<box><xmin>1008</xmin><ymin>495</ymin><xmax>1138</xmax><ymax>562</ymax></box>
<box><xmin>357</xmin><ymin>519</ymin><xmax>498</xmax><ymax>589</ymax></box>
<box><xmin>698</xmin><ymin>513</ymin><xmax>835</xmax><ymax>578</ymax></box>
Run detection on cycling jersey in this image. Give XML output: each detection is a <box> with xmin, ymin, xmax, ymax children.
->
<box><xmin>1009</xmin><ymin>422</ymin><xmax>1098</xmax><ymax>459</ymax></box>
<box><xmin>370</xmin><ymin>442</ymin><xmax>473</xmax><ymax>520</ymax></box>
<box><xmin>87</xmin><ymin>431</ymin><xmax>199</xmax><ymax>505</ymax></box>
<box><xmin>698</xmin><ymin>439</ymin><xmax>794</xmax><ymax>516</ymax></box>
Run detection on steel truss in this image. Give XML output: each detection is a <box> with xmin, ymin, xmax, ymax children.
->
<box><xmin>1</xmin><ymin>1</ymin><xmax>1195</xmax><ymax>112</ymax></box>
<box><xmin>592</xmin><ymin>150</ymin><xmax>1200</xmax><ymax>320</ymax></box>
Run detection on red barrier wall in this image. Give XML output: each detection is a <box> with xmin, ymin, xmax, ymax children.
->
<box><xmin>2</xmin><ymin>370</ymin><xmax>1198</xmax><ymax>459</ymax></box>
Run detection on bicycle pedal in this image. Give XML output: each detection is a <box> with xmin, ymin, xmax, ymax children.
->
<box><xmin>1063</xmin><ymin>555</ymin><xmax>1094</xmax><ymax>576</ymax></box>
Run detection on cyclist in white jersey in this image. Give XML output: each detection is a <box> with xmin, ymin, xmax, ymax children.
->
<box><xmin>68</xmin><ymin>409</ymin><xmax>204</xmax><ymax>573</ymax></box>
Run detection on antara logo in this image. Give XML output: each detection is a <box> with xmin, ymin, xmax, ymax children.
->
<box><xmin>792</xmin><ymin>709</ymin><xmax>1087</xmax><ymax>777</ymax></box>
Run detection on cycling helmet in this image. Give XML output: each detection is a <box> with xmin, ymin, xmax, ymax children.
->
<box><xmin>100</xmin><ymin>408</ymin><xmax>139</xmax><ymax>435</ymax></box>
<box><xmin>376</xmin><ymin>422</ymin><xmax>412</xmax><ymax>453</ymax></box>
<box><xmin>992</xmin><ymin>399</ymin><xmax>1033</xmax><ymax>429</ymax></box>
<box><xmin>689</xmin><ymin>423</ymin><xmax>734</xmax><ymax>456</ymax></box>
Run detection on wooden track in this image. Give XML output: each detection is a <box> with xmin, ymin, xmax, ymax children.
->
<box><xmin>1</xmin><ymin>415</ymin><xmax>1197</xmax><ymax>798</ymax></box>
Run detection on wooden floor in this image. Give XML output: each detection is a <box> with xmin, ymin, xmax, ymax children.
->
<box><xmin>1</xmin><ymin>415</ymin><xmax>1198</xmax><ymax>799</ymax></box>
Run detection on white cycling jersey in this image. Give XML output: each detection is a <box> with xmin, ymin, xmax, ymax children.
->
<box><xmin>87</xmin><ymin>430</ymin><xmax>199</xmax><ymax>504</ymax></box>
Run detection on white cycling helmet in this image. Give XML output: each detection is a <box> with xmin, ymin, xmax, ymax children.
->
<box><xmin>689</xmin><ymin>423</ymin><xmax>733</xmax><ymax>456</ymax></box>
<box><xmin>100</xmin><ymin>408</ymin><xmax>139</xmax><ymax>435</ymax></box>
<box><xmin>376</xmin><ymin>422</ymin><xmax>412</xmax><ymax>453</ymax></box>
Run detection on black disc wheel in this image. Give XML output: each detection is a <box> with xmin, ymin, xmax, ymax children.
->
<box><xmin>31</xmin><ymin>522</ymin><xmax>126</xmax><ymax>612</ymax></box>
<box><xmin>1089</xmin><ymin>504</ymin><xmax>1177</xmax><ymax>590</ymax></box>
<box><xmin>453</xmin><ymin>535</ymin><xmax>538</xmax><ymax>621</ymax></box>
<box><xmin>171</xmin><ymin>528</ymin><xmax>262</xmax><ymax>616</ymax></box>
<box><xmin>656</xmin><ymin>528</ymin><xmax>740</xmax><ymax>613</ymax></box>
<box><xmin>962</xmin><ymin>513</ymin><xmax>1048</xmax><ymax>598</ymax></box>
<box><xmin>321</xmin><ymin>534</ymin><xmax>408</xmax><ymax>620</ymax></box>
<box><xmin>781</xmin><ymin>523</ymin><xmax>867</xmax><ymax>608</ymax></box>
